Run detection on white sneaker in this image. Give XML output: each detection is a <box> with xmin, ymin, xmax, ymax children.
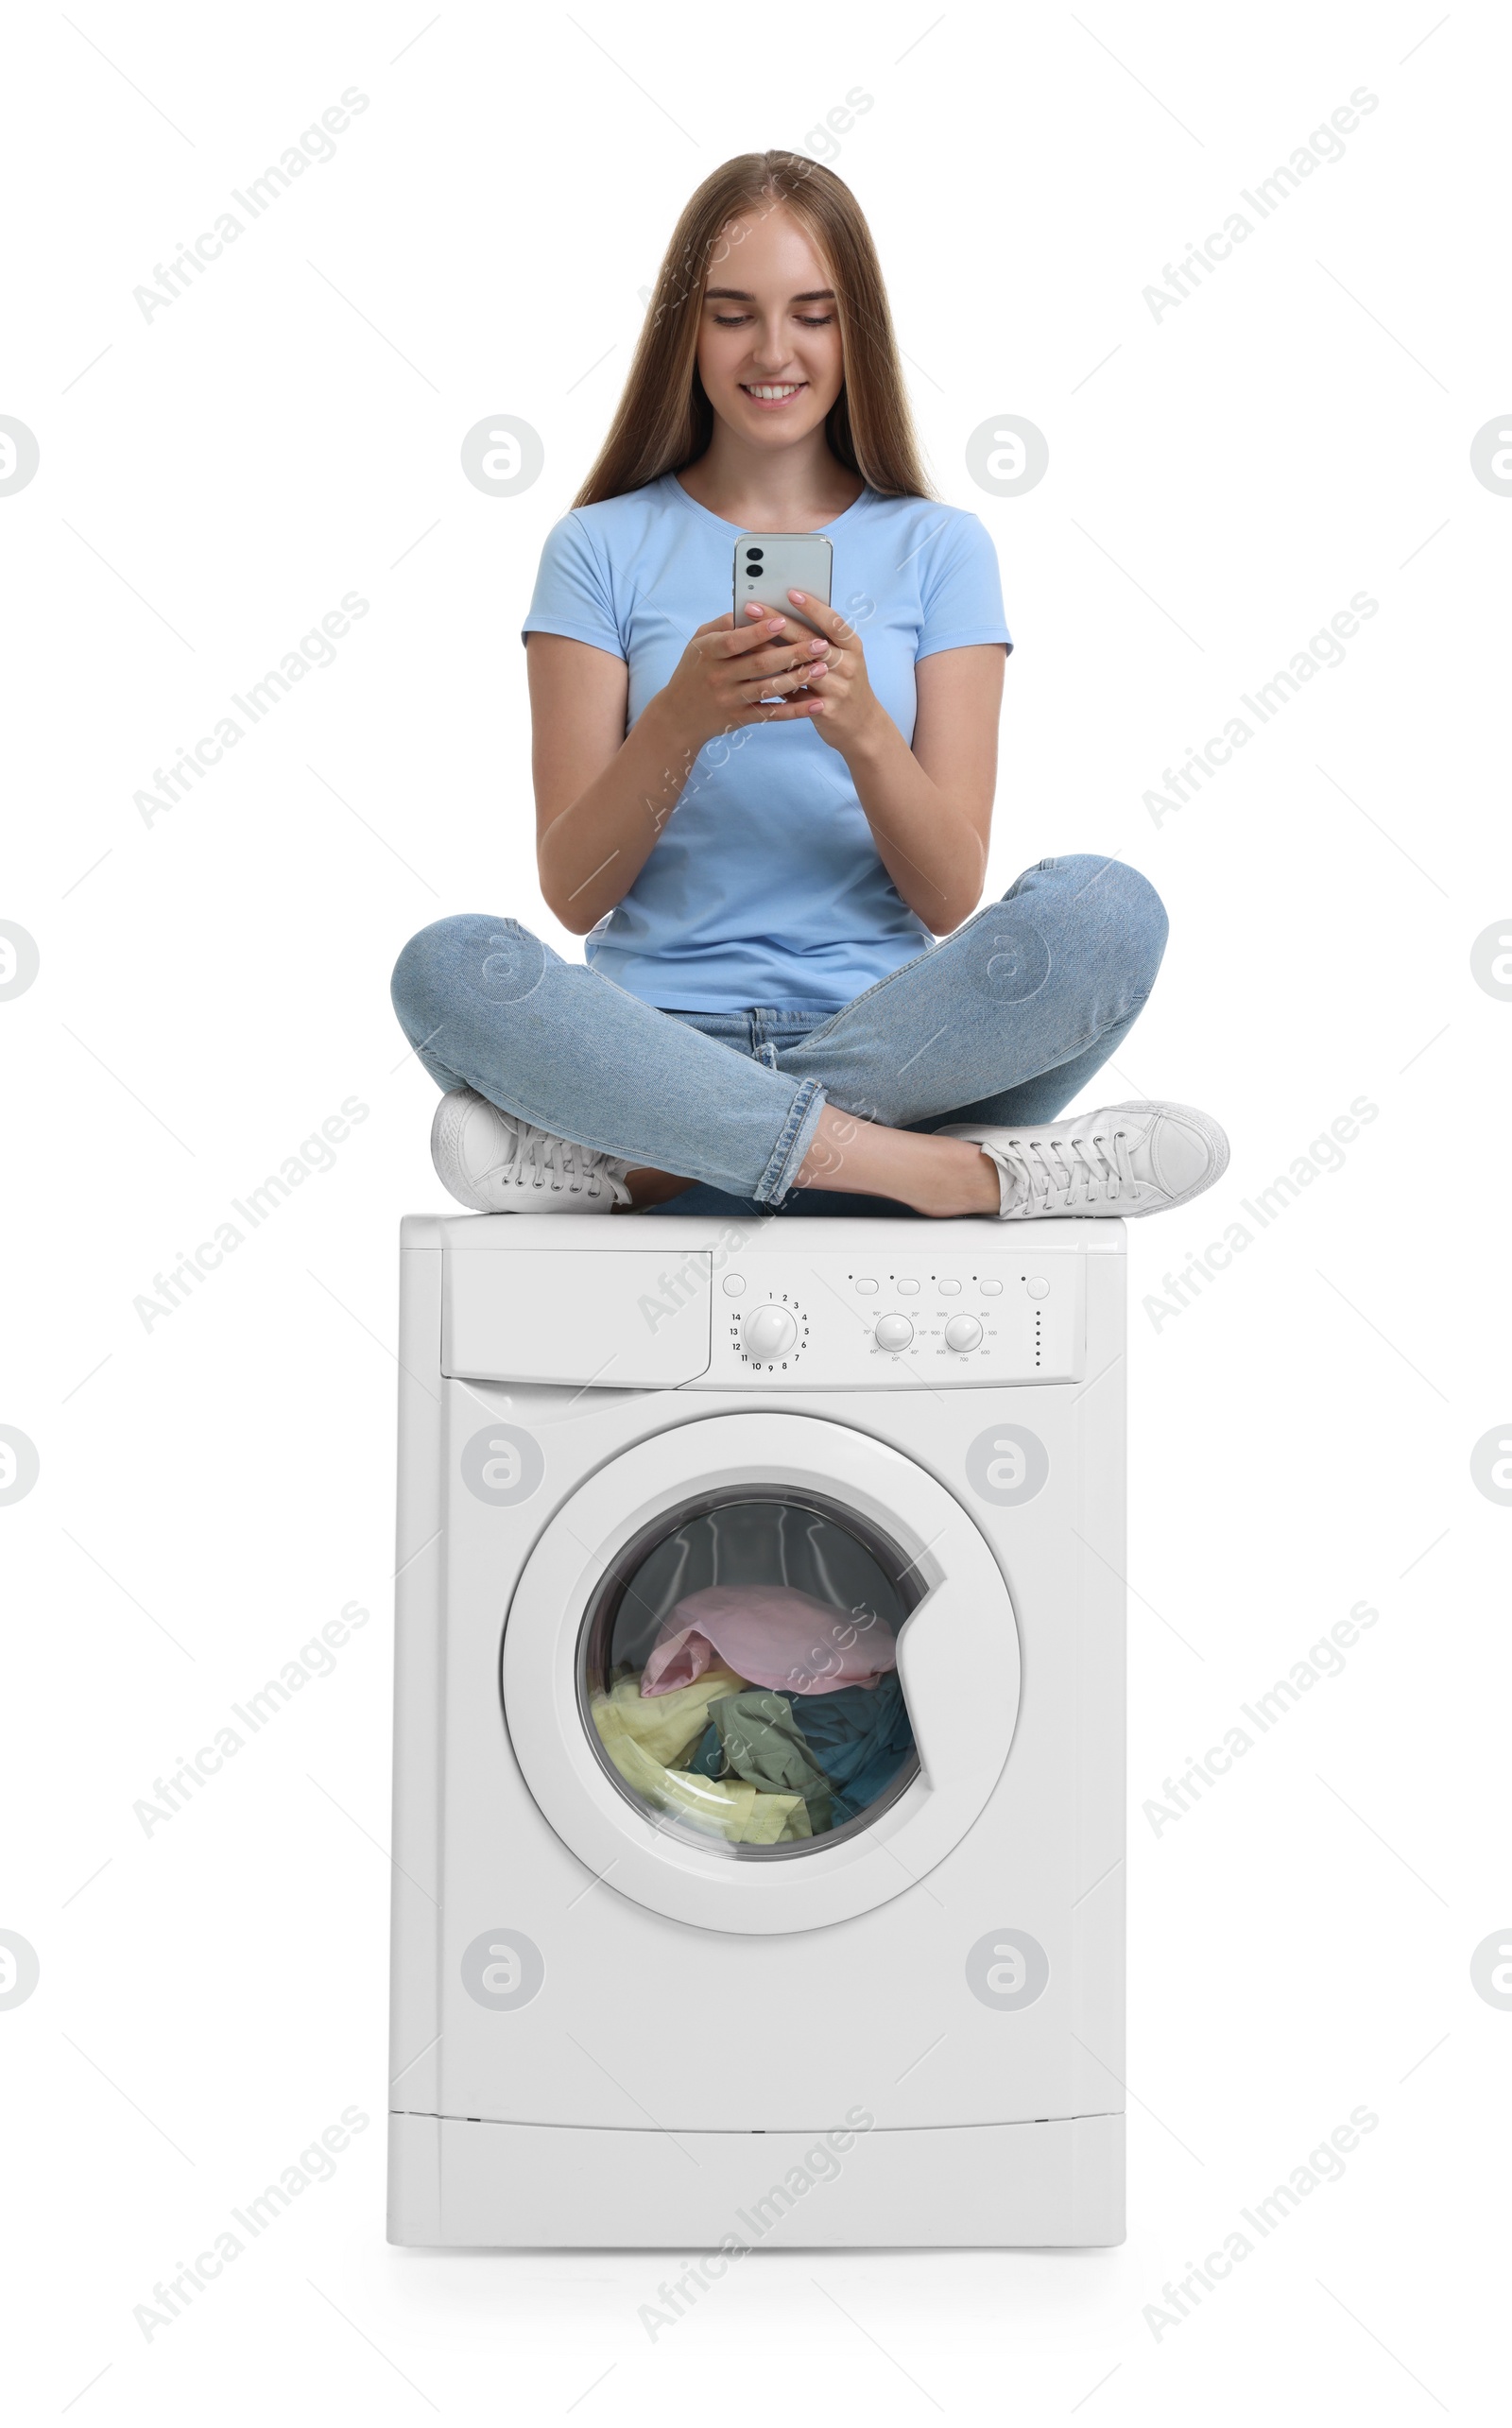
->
<box><xmin>940</xmin><ymin>1101</ymin><xmax>1228</xmax><ymax>1219</ymax></box>
<box><xmin>430</xmin><ymin>1088</ymin><xmax>632</xmax><ymax>1214</ymax></box>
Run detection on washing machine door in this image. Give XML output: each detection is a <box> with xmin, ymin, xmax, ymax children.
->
<box><xmin>502</xmin><ymin>1411</ymin><xmax>1020</xmax><ymax>1935</ymax></box>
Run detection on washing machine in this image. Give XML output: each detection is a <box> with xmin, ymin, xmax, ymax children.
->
<box><xmin>387</xmin><ymin>1212</ymin><xmax>1126</xmax><ymax>2248</ymax></box>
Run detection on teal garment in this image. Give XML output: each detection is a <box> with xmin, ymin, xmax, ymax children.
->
<box><xmin>689</xmin><ymin>1676</ymin><xmax>917</xmax><ymax>1834</ymax></box>
<box><xmin>687</xmin><ymin>1729</ymin><xmax>724</xmax><ymax>1782</ymax></box>
<box><xmin>786</xmin><ymin>1674</ymin><xmax>915</xmax><ymax>1823</ymax></box>
<box><xmin>691</xmin><ymin>1689</ymin><xmax>833</xmax><ymax>1835</ymax></box>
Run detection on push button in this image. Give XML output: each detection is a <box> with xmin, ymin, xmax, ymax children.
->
<box><xmin>980</xmin><ymin>1279</ymin><xmax>1003</xmax><ymax>1297</ymax></box>
<box><xmin>1026</xmin><ymin>1277</ymin><xmax>1050</xmax><ymax>1300</ymax></box>
<box><xmin>722</xmin><ymin>1275</ymin><xmax>747</xmax><ymax>1297</ymax></box>
<box><xmin>898</xmin><ymin>1278</ymin><xmax>920</xmax><ymax>1296</ymax></box>
<box><xmin>855</xmin><ymin>1277</ymin><xmax>878</xmax><ymax>1296</ymax></box>
<box><xmin>938</xmin><ymin>1279</ymin><xmax>962</xmax><ymax>1296</ymax></box>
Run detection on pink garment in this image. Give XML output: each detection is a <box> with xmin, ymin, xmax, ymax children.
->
<box><xmin>641</xmin><ymin>1584</ymin><xmax>898</xmax><ymax>1699</ymax></box>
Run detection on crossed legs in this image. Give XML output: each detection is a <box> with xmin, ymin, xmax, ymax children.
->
<box><xmin>391</xmin><ymin>854</ymin><xmax>1169</xmax><ymax>1216</ymax></box>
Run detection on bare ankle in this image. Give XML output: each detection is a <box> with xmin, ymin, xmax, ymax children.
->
<box><xmin>906</xmin><ymin>1137</ymin><xmax>1002</xmax><ymax>1218</ymax></box>
<box><xmin>798</xmin><ymin>1111</ymin><xmax>1001</xmax><ymax>1216</ymax></box>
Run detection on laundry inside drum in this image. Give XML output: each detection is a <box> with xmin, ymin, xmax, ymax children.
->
<box><xmin>578</xmin><ymin>1492</ymin><xmax>922</xmax><ymax>1859</ymax></box>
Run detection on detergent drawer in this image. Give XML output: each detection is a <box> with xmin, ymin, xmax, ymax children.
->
<box><xmin>441</xmin><ymin>1247</ymin><xmax>712</xmax><ymax>1387</ymax></box>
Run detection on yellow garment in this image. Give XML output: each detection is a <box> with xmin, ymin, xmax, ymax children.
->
<box><xmin>592</xmin><ymin>1668</ymin><xmax>812</xmax><ymax>1845</ymax></box>
<box><xmin>593</xmin><ymin>1665</ymin><xmax>747</xmax><ymax>1766</ymax></box>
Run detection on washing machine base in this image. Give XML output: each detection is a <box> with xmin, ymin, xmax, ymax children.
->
<box><xmin>387</xmin><ymin>2110</ymin><xmax>1125</xmax><ymax>2248</ymax></box>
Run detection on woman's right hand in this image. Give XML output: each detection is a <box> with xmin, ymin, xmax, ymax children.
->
<box><xmin>661</xmin><ymin>608</ymin><xmax>830</xmax><ymax>750</ymax></box>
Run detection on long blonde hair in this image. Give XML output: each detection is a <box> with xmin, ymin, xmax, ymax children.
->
<box><xmin>573</xmin><ymin>151</ymin><xmax>934</xmax><ymax>508</ymax></box>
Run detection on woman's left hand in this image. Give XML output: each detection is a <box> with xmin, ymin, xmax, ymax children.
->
<box><xmin>778</xmin><ymin>591</ymin><xmax>883</xmax><ymax>757</ymax></box>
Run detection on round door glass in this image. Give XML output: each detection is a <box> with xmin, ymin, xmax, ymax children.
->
<box><xmin>578</xmin><ymin>1491</ymin><xmax>922</xmax><ymax>1859</ymax></box>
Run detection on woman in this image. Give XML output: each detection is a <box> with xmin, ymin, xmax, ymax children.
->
<box><xmin>392</xmin><ymin>151</ymin><xmax>1227</xmax><ymax>1222</ymax></box>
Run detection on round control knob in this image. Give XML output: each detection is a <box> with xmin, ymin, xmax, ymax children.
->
<box><xmin>874</xmin><ymin>1314</ymin><xmax>914</xmax><ymax>1352</ymax></box>
<box><xmin>743</xmin><ymin>1303</ymin><xmax>798</xmax><ymax>1362</ymax></box>
<box><xmin>944</xmin><ymin>1314</ymin><xmax>983</xmax><ymax>1353</ymax></box>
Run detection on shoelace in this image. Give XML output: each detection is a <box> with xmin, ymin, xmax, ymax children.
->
<box><xmin>500</xmin><ymin>1121</ymin><xmax>610</xmax><ymax>1197</ymax></box>
<box><xmin>996</xmin><ymin>1126</ymin><xmax>1133</xmax><ymax>1214</ymax></box>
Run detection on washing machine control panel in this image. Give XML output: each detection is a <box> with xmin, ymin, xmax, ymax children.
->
<box><xmin>699</xmin><ymin>1251</ymin><xmax>1084</xmax><ymax>1387</ymax></box>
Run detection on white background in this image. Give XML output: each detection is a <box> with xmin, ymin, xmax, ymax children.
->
<box><xmin>4</xmin><ymin>1</ymin><xmax>1508</xmax><ymax>2418</ymax></box>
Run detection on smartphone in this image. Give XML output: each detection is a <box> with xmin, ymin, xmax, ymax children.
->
<box><xmin>733</xmin><ymin>532</ymin><xmax>833</xmax><ymax>636</ymax></box>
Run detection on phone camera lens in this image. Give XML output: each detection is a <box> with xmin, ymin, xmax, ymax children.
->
<box><xmin>746</xmin><ymin>548</ymin><xmax>764</xmax><ymax>562</ymax></box>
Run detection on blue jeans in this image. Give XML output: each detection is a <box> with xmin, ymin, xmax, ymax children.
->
<box><xmin>390</xmin><ymin>854</ymin><xmax>1167</xmax><ymax>1218</ymax></box>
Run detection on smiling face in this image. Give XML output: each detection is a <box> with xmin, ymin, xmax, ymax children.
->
<box><xmin>695</xmin><ymin>202</ymin><xmax>845</xmax><ymax>449</ymax></box>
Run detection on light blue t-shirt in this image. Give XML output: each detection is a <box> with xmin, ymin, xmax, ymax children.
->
<box><xmin>520</xmin><ymin>471</ymin><xmax>1013</xmax><ymax>1010</ymax></box>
